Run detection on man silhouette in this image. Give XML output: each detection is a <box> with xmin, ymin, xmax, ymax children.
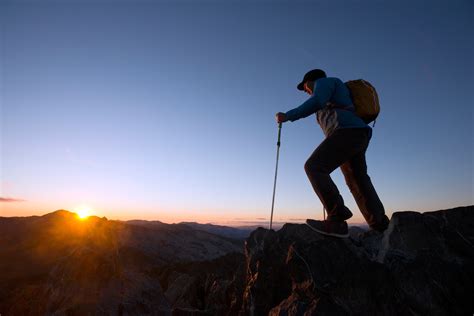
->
<box><xmin>276</xmin><ymin>69</ymin><xmax>389</xmax><ymax>238</ymax></box>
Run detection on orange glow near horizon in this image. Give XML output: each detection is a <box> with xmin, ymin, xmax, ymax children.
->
<box><xmin>0</xmin><ymin>202</ymin><xmax>371</xmax><ymax>226</ymax></box>
<box><xmin>75</xmin><ymin>207</ymin><xmax>92</xmax><ymax>220</ymax></box>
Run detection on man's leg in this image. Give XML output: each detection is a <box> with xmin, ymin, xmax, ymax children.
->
<box><xmin>304</xmin><ymin>128</ymin><xmax>369</xmax><ymax>222</ymax></box>
<box><xmin>340</xmin><ymin>147</ymin><xmax>389</xmax><ymax>231</ymax></box>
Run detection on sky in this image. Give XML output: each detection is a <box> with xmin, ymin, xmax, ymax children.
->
<box><xmin>1</xmin><ymin>0</ymin><xmax>473</xmax><ymax>226</ymax></box>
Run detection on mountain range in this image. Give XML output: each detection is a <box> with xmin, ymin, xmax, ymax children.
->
<box><xmin>1</xmin><ymin>205</ymin><xmax>472</xmax><ymax>315</ymax></box>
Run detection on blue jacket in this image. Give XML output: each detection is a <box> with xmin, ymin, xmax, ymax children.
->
<box><xmin>285</xmin><ymin>77</ymin><xmax>372</xmax><ymax>139</ymax></box>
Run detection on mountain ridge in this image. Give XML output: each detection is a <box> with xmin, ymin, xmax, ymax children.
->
<box><xmin>1</xmin><ymin>205</ymin><xmax>472</xmax><ymax>315</ymax></box>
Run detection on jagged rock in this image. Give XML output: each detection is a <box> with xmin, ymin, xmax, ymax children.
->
<box><xmin>157</xmin><ymin>252</ymin><xmax>246</xmax><ymax>315</ymax></box>
<box><xmin>165</xmin><ymin>272</ymin><xmax>199</xmax><ymax>309</ymax></box>
<box><xmin>241</xmin><ymin>206</ymin><xmax>474</xmax><ymax>315</ymax></box>
<box><xmin>375</xmin><ymin>207</ymin><xmax>474</xmax><ymax>315</ymax></box>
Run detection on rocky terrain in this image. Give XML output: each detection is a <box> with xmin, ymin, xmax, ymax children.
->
<box><xmin>0</xmin><ymin>210</ymin><xmax>243</xmax><ymax>315</ymax></box>
<box><xmin>0</xmin><ymin>205</ymin><xmax>472</xmax><ymax>315</ymax></box>
<box><xmin>241</xmin><ymin>205</ymin><xmax>473</xmax><ymax>315</ymax></box>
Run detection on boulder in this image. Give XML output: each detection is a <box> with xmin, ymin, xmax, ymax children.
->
<box><xmin>240</xmin><ymin>206</ymin><xmax>474</xmax><ymax>315</ymax></box>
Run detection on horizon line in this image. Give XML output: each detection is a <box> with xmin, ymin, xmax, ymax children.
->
<box><xmin>0</xmin><ymin>209</ymin><xmax>372</xmax><ymax>228</ymax></box>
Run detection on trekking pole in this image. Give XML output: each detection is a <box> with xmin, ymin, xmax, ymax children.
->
<box><xmin>270</xmin><ymin>122</ymin><xmax>282</xmax><ymax>230</ymax></box>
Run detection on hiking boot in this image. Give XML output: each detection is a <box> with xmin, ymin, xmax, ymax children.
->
<box><xmin>306</xmin><ymin>219</ymin><xmax>349</xmax><ymax>238</ymax></box>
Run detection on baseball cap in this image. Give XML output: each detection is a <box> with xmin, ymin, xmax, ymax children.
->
<box><xmin>297</xmin><ymin>69</ymin><xmax>327</xmax><ymax>91</ymax></box>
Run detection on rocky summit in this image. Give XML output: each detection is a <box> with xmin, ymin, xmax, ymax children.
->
<box><xmin>0</xmin><ymin>205</ymin><xmax>472</xmax><ymax>315</ymax></box>
<box><xmin>241</xmin><ymin>205</ymin><xmax>474</xmax><ymax>315</ymax></box>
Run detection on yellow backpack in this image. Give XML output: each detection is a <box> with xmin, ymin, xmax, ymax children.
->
<box><xmin>345</xmin><ymin>79</ymin><xmax>380</xmax><ymax>126</ymax></box>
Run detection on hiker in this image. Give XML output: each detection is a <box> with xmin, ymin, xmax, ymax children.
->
<box><xmin>275</xmin><ymin>69</ymin><xmax>389</xmax><ymax>238</ymax></box>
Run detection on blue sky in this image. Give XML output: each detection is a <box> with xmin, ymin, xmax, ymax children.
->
<box><xmin>1</xmin><ymin>0</ymin><xmax>472</xmax><ymax>225</ymax></box>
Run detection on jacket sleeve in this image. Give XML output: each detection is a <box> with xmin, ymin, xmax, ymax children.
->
<box><xmin>285</xmin><ymin>78</ymin><xmax>336</xmax><ymax>122</ymax></box>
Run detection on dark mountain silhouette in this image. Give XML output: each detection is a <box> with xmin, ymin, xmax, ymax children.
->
<box><xmin>128</xmin><ymin>219</ymin><xmax>269</xmax><ymax>240</ymax></box>
<box><xmin>0</xmin><ymin>210</ymin><xmax>242</xmax><ymax>315</ymax></box>
<box><xmin>0</xmin><ymin>205</ymin><xmax>472</xmax><ymax>315</ymax></box>
<box><xmin>179</xmin><ymin>222</ymin><xmax>255</xmax><ymax>240</ymax></box>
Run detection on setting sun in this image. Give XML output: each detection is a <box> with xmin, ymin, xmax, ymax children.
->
<box><xmin>76</xmin><ymin>207</ymin><xmax>92</xmax><ymax>220</ymax></box>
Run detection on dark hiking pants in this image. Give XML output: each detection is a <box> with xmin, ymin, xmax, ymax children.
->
<box><xmin>304</xmin><ymin>127</ymin><xmax>388</xmax><ymax>230</ymax></box>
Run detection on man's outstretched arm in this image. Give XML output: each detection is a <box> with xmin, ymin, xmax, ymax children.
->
<box><xmin>284</xmin><ymin>78</ymin><xmax>336</xmax><ymax>122</ymax></box>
